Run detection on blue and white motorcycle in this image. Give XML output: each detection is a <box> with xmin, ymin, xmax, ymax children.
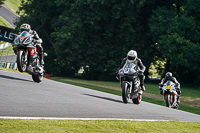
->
<box><xmin>118</xmin><ymin>62</ymin><xmax>143</xmax><ymax>104</ymax></box>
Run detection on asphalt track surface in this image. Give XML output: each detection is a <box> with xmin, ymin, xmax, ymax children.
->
<box><xmin>0</xmin><ymin>70</ymin><xmax>200</xmax><ymax>122</ymax></box>
<box><xmin>0</xmin><ymin>6</ymin><xmax>19</xmax><ymax>27</ymax></box>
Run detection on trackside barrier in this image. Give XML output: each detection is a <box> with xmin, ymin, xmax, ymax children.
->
<box><xmin>0</xmin><ymin>62</ymin><xmax>17</xmax><ymax>70</ymax></box>
<box><xmin>0</xmin><ymin>50</ymin><xmax>17</xmax><ymax>70</ymax></box>
<box><xmin>44</xmin><ymin>74</ymin><xmax>51</xmax><ymax>78</ymax></box>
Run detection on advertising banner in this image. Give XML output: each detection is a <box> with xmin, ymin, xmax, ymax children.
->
<box><xmin>0</xmin><ymin>25</ymin><xmax>18</xmax><ymax>43</ymax></box>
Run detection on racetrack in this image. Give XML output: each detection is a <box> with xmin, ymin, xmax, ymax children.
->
<box><xmin>0</xmin><ymin>6</ymin><xmax>19</xmax><ymax>27</ymax></box>
<box><xmin>0</xmin><ymin>70</ymin><xmax>200</xmax><ymax>122</ymax></box>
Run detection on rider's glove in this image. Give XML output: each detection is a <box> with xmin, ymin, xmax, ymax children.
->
<box><xmin>115</xmin><ymin>72</ymin><xmax>119</xmax><ymax>80</ymax></box>
<box><xmin>159</xmin><ymin>83</ymin><xmax>163</xmax><ymax>87</ymax></box>
<box><xmin>160</xmin><ymin>90</ymin><xmax>163</xmax><ymax>95</ymax></box>
<box><xmin>176</xmin><ymin>90</ymin><xmax>181</xmax><ymax>94</ymax></box>
<box><xmin>175</xmin><ymin>83</ymin><xmax>179</xmax><ymax>88</ymax></box>
<box><xmin>176</xmin><ymin>88</ymin><xmax>181</xmax><ymax>94</ymax></box>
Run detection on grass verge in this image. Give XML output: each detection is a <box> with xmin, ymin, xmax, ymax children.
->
<box><xmin>0</xmin><ymin>119</ymin><xmax>200</xmax><ymax>133</ymax></box>
<box><xmin>3</xmin><ymin>0</ymin><xmax>21</xmax><ymax>15</ymax></box>
<box><xmin>0</xmin><ymin>16</ymin><xmax>13</xmax><ymax>28</ymax></box>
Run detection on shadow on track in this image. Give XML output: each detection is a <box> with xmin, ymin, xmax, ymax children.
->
<box><xmin>0</xmin><ymin>74</ymin><xmax>32</xmax><ymax>82</ymax></box>
<box><xmin>82</xmin><ymin>93</ymin><xmax>123</xmax><ymax>103</ymax></box>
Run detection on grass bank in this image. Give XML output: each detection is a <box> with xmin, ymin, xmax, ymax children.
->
<box><xmin>3</xmin><ymin>0</ymin><xmax>21</xmax><ymax>15</ymax></box>
<box><xmin>0</xmin><ymin>16</ymin><xmax>13</xmax><ymax>28</ymax></box>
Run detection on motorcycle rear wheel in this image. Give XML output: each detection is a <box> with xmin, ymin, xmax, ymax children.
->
<box><xmin>17</xmin><ymin>50</ymin><xmax>26</xmax><ymax>72</ymax></box>
<box><xmin>132</xmin><ymin>93</ymin><xmax>142</xmax><ymax>104</ymax></box>
<box><xmin>32</xmin><ymin>73</ymin><xmax>43</xmax><ymax>83</ymax></box>
<box><xmin>122</xmin><ymin>82</ymin><xmax>130</xmax><ymax>103</ymax></box>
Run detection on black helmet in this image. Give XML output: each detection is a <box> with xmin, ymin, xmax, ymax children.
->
<box><xmin>20</xmin><ymin>23</ymin><xmax>31</xmax><ymax>33</ymax></box>
<box><xmin>165</xmin><ymin>72</ymin><xmax>172</xmax><ymax>80</ymax></box>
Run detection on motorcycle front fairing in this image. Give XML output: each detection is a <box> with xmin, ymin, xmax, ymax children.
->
<box><xmin>162</xmin><ymin>81</ymin><xmax>178</xmax><ymax>106</ymax></box>
<box><xmin>13</xmin><ymin>31</ymin><xmax>33</xmax><ymax>47</ymax></box>
<box><xmin>162</xmin><ymin>81</ymin><xmax>177</xmax><ymax>94</ymax></box>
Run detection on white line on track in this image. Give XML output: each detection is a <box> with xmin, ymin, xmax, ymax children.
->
<box><xmin>0</xmin><ymin>116</ymin><xmax>170</xmax><ymax>121</ymax></box>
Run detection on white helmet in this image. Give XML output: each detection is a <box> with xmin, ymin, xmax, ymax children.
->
<box><xmin>127</xmin><ymin>50</ymin><xmax>137</xmax><ymax>62</ymax></box>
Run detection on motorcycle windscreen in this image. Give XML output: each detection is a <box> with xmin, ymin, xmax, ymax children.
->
<box><xmin>166</xmin><ymin>81</ymin><xmax>172</xmax><ymax>90</ymax></box>
<box><xmin>19</xmin><ymin>31</ymin><xmax>32</xmax><ymax>45</ymax></box>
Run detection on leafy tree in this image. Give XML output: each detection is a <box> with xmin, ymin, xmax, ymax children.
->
<box><xmin>0</xmin><ymin>0</ymin><xmax>5</xmax><ymax>5</ymax></box>
<box><xmin>15</xmin><ymin>0</ymin><xmax>200</xmax><ymax>84</ymax></box>
<box><xmin>149</xmin><ymin>1</ymin><xmax>200</xmax><ymax>84</ymax></box>
<box><xmin>51</xmin><ymin>0</ymin><xmax>168</xmax><ymax>80</ymax></box>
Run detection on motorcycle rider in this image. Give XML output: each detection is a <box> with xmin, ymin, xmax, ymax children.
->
<box><xmin>116</xmin><ymin>50</ymin><xmax>146</xmax><ymax>91</ymax></box>
<box><xmin>13</xmin><ymin>23</ymin><xmax>44</xmax><ymax>65</ymax></box>
<box><xmin>159</xmin><ymin>72</ymin><xmax>181</xmax><ymax>103</ymax></box>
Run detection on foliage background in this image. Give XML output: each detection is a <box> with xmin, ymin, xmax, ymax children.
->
<box><xmin>4</xmin><ymin>0</ymin><xmax>200</xmax><ymax>84</ymax></box>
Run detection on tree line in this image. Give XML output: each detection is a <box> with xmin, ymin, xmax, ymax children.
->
<box><xmin>3</xmin><ymin>0</ymin><xmax>200</xmax><ymax>84</ymax></box>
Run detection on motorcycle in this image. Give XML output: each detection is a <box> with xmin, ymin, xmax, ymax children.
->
<box><xmin>13</xmin><ymin>31</ymin><xmax>44</xmax><ymax>83</ymax></box>
<box><xmin>160</xmin><ymin>81</ymin><xmax>179</xmax><ymax>109</ymax></box>
<box><xmin>118</xmin><ymin>62</ymin><xmax>143</xmax><ymax>104</ymax></box>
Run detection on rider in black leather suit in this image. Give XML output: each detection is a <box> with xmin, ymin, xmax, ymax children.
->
<box><xmin>159</xmin><ymin>72</ymin><xmax>181</xmax><ymax>103</ymax></box>
<box><xmin>116</xmin><ymin>50</ymin><xmax>146</xmax><ymax>91</ymax></box>
<box><xmin>13</xmin><ymin>23</ymin><xmax>44</xmax><ymax>65</ymax></box>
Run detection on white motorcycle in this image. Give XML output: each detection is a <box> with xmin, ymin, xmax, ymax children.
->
<box><xmin>160</xmin><ymin>81</ymin><xmax>179</xmax><ymax>109</ymax></box>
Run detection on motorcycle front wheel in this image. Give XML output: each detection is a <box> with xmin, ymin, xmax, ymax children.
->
<box><xmin>122</xmin><ymin>82</ymin><xmax>130</xmax><ymax>103</ymax></box>
<box><xmin>165</xmin><ymin>94</ymin><xmax>171</xmax><ymax>108</ymax></box>
<box><xmin>17</xmin><ymin>50</ymin><xmax>27</xmax><ymax>72</ymax></box>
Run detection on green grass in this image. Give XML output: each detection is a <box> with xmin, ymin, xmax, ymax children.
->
<box><xmin>2</xmin><ymin>46</ymin><xmax>13</xmax><ymax>50</ymax></box>
<box><xmin>0</xmin><ymin>16</ymin><xmax>13</xmax><ymax>28</ymax></box>
<box><xmin>3</xmin><ymin>0</ymin><xmax>21</xmax><ymax>15</ymax></box>
<box><xmin>0</xmin><ymin>49</ymin><xmax>14</xmax><ymax>55</ymax></box>
<box><xmin>0</xmin><ymin>119</ymin><xmax>199</xmax><ymax>133</ymax></box>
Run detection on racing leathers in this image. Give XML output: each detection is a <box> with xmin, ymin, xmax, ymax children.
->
<box><xmin>159</xmin><ymin>77</ymin><xmax>181</xmax><ymax>103</ymax></box>
<box><xmin>116</xmin><ymin>57</ymin><xmax>146</xmax><ymax>91</ymax></box>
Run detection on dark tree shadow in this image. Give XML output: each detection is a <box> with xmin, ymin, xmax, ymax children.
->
<box><xmin>82</xmin><ymin>93</ymin><xmax>123</xmax><ymax>103</ymax></box>
<box><xmin>0</xmin><ymin>74</ymin><xmax>32</xmax><ymax>82</ymax></box>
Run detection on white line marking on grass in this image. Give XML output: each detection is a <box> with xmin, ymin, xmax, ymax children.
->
<box><xmin>0</xmin><ymin>116</ymin><xmax>170</xmax><ymax>121</ymax></box>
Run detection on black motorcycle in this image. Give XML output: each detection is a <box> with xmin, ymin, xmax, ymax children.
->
<box><xmin>13</xmin><ymin>31</ymin><xmax>44</xmax><ymax>83</ymax></box>
<box><xmin>118</xmin><ymin>62</ymin><xmax>143</xmax><ymax>104</ymax></box>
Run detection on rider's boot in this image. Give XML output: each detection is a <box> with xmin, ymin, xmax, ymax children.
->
<box><xmin>139</xmin><ymin>74</ymin><xmax>146</xmax><ymax>91</ymax></box>
<box><xmin>13</xmin><ymin>47</ymin><xmax>18</xmax><ymax>55</ymax></box>
<box><xmin>177</xmin><ymin>96</ymin><xmax>180</xmax><ymax>103</ymax></box>
<box><xmin>39</xmin><ymin>52</ymin><xmax>44</xmax><ymax>65</ymax></box>
<box><xmin>140</xmin><ymin>79</ymin><xmax>146</xmax><ymax>91</ymax></box>
<box><xmin>140</xmin><ymin>84</ymin><xmax>146</xmax><ymax>91</ymax></box>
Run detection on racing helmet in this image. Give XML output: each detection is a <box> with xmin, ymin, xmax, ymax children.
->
<box><xmin>20</xmin><ymin>23</ymin><xmax>31</xmax><ymax>33</ymax></box>
<box><xmin>127</xmin><ymin>50</ymin><xmax>137</xmax><ymax>62</ymax></box>
<box><xmin>165</xmin><ymin>72</ymin><xmax>172</xmax><ymax>80</ymax></box>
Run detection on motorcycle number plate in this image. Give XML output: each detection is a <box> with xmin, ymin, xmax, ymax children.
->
<box><xmin>124</xmin><ymin>68</ymin><xmax>130</xmax><ymax>73</ymax></box>
<box><xmin>30</xmin><ymin>48</ymin><xmax>37</xmax><ymax>56</ymax></box>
